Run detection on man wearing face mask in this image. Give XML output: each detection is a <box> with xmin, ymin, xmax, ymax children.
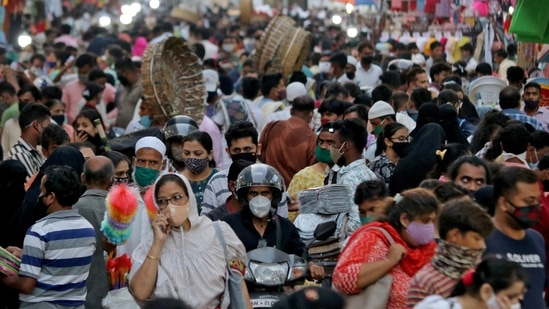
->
<box><xmin>327</xmin><ymin>119</ymin><xmax>378</xmax><ymax>233</ymax></box>
<box><xmin>522</xmin><ymin>82</ymin><xmax>549</xmax><ymax>131</ymax></box>
<box><xmin>0</xmin><ymin>166</ymin><xmax>95</xmax><ymax>309</ymax></box>
<box><xmin>223</xmin><ymin>163</ymin><xmax>325</xmax><ymax>281</ymax></box>
<box><xmin>313</xmin><ymin>53</ymin><xmax>333</xmax><ymax>98</ymax></box>
<box><xmin>364</xmin><ymin>101</ymin><xmax>397</xmax><ymax>163</ymax></box>
<box><xmin>133</xmin><ymin>136</ymin><xmax>167</xmax><ymax>193</ymax></box>
<box><xmin>62</xmin><ymin>53</ymin><xmax>110</xmax><ymax>125</ymax></box>
<box><xmin>354</xmin><ymin>42</ymin><xmax>382</xmax><ymax>88</ymax></box>
<box><xmin>8</xmin><ymin>103</ymin><xmax>51</xmax><ymax>180</ymax></box>
<box><xmin>485</xmin><ymin>167</ymin><xmax>546</xmax><ymax>309</ymax></box>
<box><xmin>115</xmin><ymin>58</ymin><xmax>143</xmax><ymax>129</ymax></box>
<box><xmin>527</xmin><ymin>131</ymin><xmax>549</xmax><ymax>169</ymax></box>
<box><xmin>72</xmin><ymin>156</ymin><xmax>114</xmax><ymax>309</ymax></box>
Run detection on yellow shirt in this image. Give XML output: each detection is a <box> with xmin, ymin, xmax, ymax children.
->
<box><xmin>287</xmin><ymin>165</ymin><xmax>326</xmax><ymax>222</ymax></box>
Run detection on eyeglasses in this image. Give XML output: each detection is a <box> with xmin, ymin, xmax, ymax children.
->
<box><xmin>157</xmin><ymin>194</ymin><xmax>188</xmax><ymax>210</ymax></box>
<box><xmin>391</xmin><ymin>135</ymin><xmax>411</xmax><ymax>142</ymax></box>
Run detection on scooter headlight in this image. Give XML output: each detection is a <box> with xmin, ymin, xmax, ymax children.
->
<box><xmin>247</xmin><ymin>262</ymin><xmax>289</xmax><ymax>286</ymax></box>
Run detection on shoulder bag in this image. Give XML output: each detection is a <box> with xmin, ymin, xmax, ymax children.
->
<box><xmin>213</xmin><ymin>222</ymin><xmax>248</xmax><ymax>309</ymax></box>
<box><xmin>337</xmin><ymin>227</ymin><xmax>395</xmax><ymax>309</ymax></box>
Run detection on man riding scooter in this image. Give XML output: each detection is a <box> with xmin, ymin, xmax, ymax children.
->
<box><xmin>222</xmin><ymin>163</ymin><xmax>325</xmax><ymax>280</ymax></box>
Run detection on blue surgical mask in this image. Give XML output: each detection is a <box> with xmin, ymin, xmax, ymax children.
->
<box><xmin>140</xmin><ymin>116</ymin><xmax>152</xmax><ymax>128</ymax></box>
<box><xmin>529</xmin><ymin>151</ymin><xmax>539</xmax><ymax>169</ymax></box>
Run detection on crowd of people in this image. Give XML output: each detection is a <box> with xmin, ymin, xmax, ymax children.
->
<box><xmin>0</xmin><ymin>9</ymin><xmax>547</xmax><ymax>309</ymax></box>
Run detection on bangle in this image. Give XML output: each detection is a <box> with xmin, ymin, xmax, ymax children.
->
<box><xmin>147</xmin><ymin>254</ymin><xmax>158</xmax><ymax>260</ymax></box>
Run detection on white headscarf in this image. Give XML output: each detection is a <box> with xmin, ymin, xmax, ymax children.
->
<box><xmin>130</xmin><ymin>172</ymin><xmax>246</xmax><ymax>309</ymax></box>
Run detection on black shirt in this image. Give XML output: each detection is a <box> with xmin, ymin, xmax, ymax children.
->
<box><xmin>223</xmin><ymin>211</ymin><xmax>306</xmax><ymax>257</ymax></box>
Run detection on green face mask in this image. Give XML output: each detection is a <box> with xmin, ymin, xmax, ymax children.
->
<box><xmin>360</xmin><ymin>215</ymin><xmax>376</xmax><ymax>225</ymax></box>
<box><xmin>315</xmin><ymin>145</ymin><xmax>333</xmax><ymax>164</ymax></box>
<box><xmin>134</xmin><ymin>166</ymin><xmax>160</xmax><ymax>188</ymax></box>
<box><xmin>372</xmin><ymin>119</ymin><xmax>386</xmax><ymax>135</ymax></box>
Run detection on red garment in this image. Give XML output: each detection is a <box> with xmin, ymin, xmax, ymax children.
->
<box><xmin>258</xmin><ymin>117</ymin><xmax>317</xmax><ymax>187</ymax></box>
<box><xmin>425</xmin><ymin>0</ymin><xmax>437</xmax><ymax>14</ymax></box>
<box><xmin>333</xmin><ymin>221</ymin><xmax>436</xmax><ymax>309</ymax></box>
<box><xmin>533</xmin><ymin>181</ymin><xmax>549</xmax><ymax>268</ymax></box>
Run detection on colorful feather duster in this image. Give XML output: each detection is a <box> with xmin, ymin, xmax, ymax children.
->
<box><xmin>101</xmin><ymin>184</ymin><xmax>139</xmax><ymax>245</ymax></box>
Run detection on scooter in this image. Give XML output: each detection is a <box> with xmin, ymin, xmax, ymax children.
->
<box><xmin>244</xmin><ymin>247</ymin><xmax>307</xmax><ymax>308</ymax></box>
<box><xmin>307</xmin><ymin>221</ymin><xmax>339</xmax><ymax>288</ymax></box>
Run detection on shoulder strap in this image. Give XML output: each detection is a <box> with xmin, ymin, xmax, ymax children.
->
<box><xmin>213</xmin><ymin>222</ymin><xmax>229</xmax><ymax>261</ymax></box>
<box><xmin>275</xmin><ymin>216</ymin><xmax>282</xmax><ymax>250</ymax></box>
<box><xmin>366</xmin><ymin>227</ymin><xmax>395</xmax><ymax>246</ymax></box>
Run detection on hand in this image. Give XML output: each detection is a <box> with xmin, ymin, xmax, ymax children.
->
<box><xmin>288</xmin><ymin>197</ymin><xmax>299</xmax><ymax>212</ymax></box>
<box><xmin>74</xmin><ymin>130</ymin><xmax>88</xmax><ymax>142</ymax></box>
<box><xmin>152</xmin><ymin>213</ymin><xmax>171</xmax><ymax>246</ymax></box>
<box><xmin>102</xmin><ymin>237</ymin><xmax>116</xmax><ymax>255</ymax></box>
<box><xmin>64</xmin><ymin>57</ymin><xmax>76</xmax><ymax>70</ymax></box>
<box><xmin>386</xmin><ymin>244</ymin><xmax>406</xmax><ymax>265</ymax></box>
<box><xmin>6</xmin><ymin>246</ymin><xmax>22</xmax><ymax>259</ymax></box>
<box><xmin>488</xmin><ymin>295</ymin><xmax>513</xmax><ymax>309</ymax></box>
<box><xmin>307</xmin><ymin>262</ymin><xmax>325</xmax><ymax>280</ymax></box>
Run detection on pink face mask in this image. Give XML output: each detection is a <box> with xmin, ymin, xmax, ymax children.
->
<box><xmin>406</xmin><ymin>221</ymin><xmax>435</xmax><ymax>245</ymax></box>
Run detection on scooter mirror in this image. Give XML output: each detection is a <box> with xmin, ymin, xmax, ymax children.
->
<box><xmin>313</xmin><ymin>221</ymin><xmax>337</xmax><ymax>241</ymax></box>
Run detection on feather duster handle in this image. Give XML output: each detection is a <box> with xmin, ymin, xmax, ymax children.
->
<box><xmin>101</xmin><ymin>184</ymin><xmax>139</xmax><ymax>245</ymax></box>
<box><xmin>143</xmin><ymin>186</ymin><xmax>157</xmax><ymax>225</ymax></box>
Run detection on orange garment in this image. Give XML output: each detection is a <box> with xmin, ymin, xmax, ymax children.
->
<box><xmin>259</xmin><ymin>116</ymin><xmax>317</xmax><ymax>187</ymax></box>
<box><xmin>333</xmin><ymin>221</ymin><xmax>436</xmax><ymax>309</ymax></box>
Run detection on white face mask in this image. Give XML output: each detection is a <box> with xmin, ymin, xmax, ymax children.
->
<box><xmin>249</xmin><ymin>196</ymin><xmax>272</xmax><ymax>218</ymax></box>
<box><xmin>319</xmin><ymin>61</ymin><xmax>331</xmax><ymax>73</ymax></box>
<box><xmin>222</xmin><ymin>44</ymin><xmax>234</xmax><ymax>53</ymax></box>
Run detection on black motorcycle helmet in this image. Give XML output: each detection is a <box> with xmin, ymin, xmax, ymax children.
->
<box><xmin>163</xmin><ymin>115</ymin><xmax>199</xmax><ymax>159</ymax></box>
<box><xmin>235</xmin><ymin>163</ymin><xmax>285</xmax><ymax>213</ymax></box>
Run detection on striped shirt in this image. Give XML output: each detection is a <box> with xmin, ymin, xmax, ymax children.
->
<box><xmin>406</xmin><ymin>262</ymin><xmax>459</xmax><ymax>308</ymax></box>
<box><xmin>502</xmin><ymin>109</ymin><xmax>545</xmax><ymax>131</ymax></box>
<box><xmin>19</xmin><ymin>209</ymin><xmax>96</xmax><ymax>308</ymax></box>
<box><xmin>7</xmin><ymin>137</ymin><xmax>45</xmax><ymax>180</ymax></box>
<box><xmin>200</xmin><ymin>169</ymin><xmax>289</xmax><ymax>217</ymax></box>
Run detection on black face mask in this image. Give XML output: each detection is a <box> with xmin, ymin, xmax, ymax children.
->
<box><xmin>37</xmin><ymin>193</ymin><xmax>50</xmax><ymax>210</ymax></box>
<box><xmin>231</xmin><ymin>152</ymin><xmax>257</xmax><ymax>163</ymax></box>
<box><xmin>391</xmin><ymin>142</ymin><xmax>409</xmax><ymax>157</ymax></box>
<box><xmin>118</xmin><ymin>75</ymin><xmax>130</xmax><ymax>87</ymax></box>
<box><xmin>361</xmin><ymin>56</ymin><xmax>374</xmax><ymax>66</ymax></box>
<box><xmin>346</xmin><ymin>71</ymin><xmax>356</xmax><ymax>80</ymax></box>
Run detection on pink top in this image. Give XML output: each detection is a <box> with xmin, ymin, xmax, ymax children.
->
<box><xmin>199</xmin><ymin>115</ymin><xmax>224</xmax><ymax>169</ymax></box>
<box><xmin>54</xmin><ymin>35</ymin><xmax>79</xmax><ymax>48</ymax></box>
<box><xmin>62</xmin><ymin>80</ymin><xmax>116</xmax><ymax>124</ymax></box>
<box><xmin>132</xmin><ymin>37</ymin><xmax>148</xmax><ymax>57</ymax></box>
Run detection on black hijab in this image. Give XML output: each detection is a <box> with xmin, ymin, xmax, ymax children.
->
<box><xmin>8</xmin><ymin>146</ymin><xmax>85</xmax><ymax>247</ymax></box>
<box><xmin>411</xmin><ymin>103</ymin><xmax>439</xmax><ymax>138</ymax></box>
<box><xmin>439</xmin><ymin>104</ymin><xmax>469</xmax><ymax>145</ymax></box>
<box><xmin>0</xmin><ymin>160</ymin><xmax>27</xmax><ymax>247</ymax></box>
<box><xmin>390</xmin><ymin>123</ymin><xmax>446</xmax><ymax>194</ymax></box>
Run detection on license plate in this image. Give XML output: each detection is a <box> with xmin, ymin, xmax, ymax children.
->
<box><xmin>251</xmin><ymin>298</ymin><xmax>277</xmax><ymax>308</ymax></box>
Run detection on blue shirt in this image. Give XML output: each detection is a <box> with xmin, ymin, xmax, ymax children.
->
<box><xmin>19</xmin><ymin>209</ymin><xmax>96</xmax><ymax>307</ymax></box>
<box><xmin>502</xmin><ymin>109</ymin><xmax>545</xmax><ymax>131</ymax></box>
<box><xmin>485</xmin><ymin>228</ymin><xmax>547</xmax><ymax>309</ymax></box>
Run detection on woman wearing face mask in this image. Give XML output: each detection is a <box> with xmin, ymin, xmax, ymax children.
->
<box><xmin>333</xmin><ymin>188</ymin><xmax>439</xmax><ymax>309</ymax></box>
<box><xmin>287</xmin><ymin>123</ymin><xmax>337</xmax><ymax>222</ymax></box>
<box><xmin>129</xmin><ymin>173</ymin><xmax>251</xmax><ymax>308</ymax></box>
<box><xmin>369</xmin><ymin>122</ymin><xmax>410</xmax><ymax>189</ymax></box>
<box><xmin>73</xmin><ymin>109</ymin><xmax>106</xmax><ymax>154</ymax></box>
<box><xmin>180</xmin><ymin>131</ymin><xmax>219</xmax><ymax>214</ymax></box>
<box><xmin>355</xmin><ymin>180</ymin><xmax>393</xmax><ymax>225</ymax></box>
<box><xmin>414</xmin><ymin>257</ymin><xmax>527</xmax><ymax>309</ymax></box>
<box><xmin>104</xmin><ymin>150</ymin><xmax>132</xmax><ymax>185</ymax></box>
<box><xmin>45</xmin><ymin>99</ymin><xmax>74</xmax><ymax>140</ymax></box>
